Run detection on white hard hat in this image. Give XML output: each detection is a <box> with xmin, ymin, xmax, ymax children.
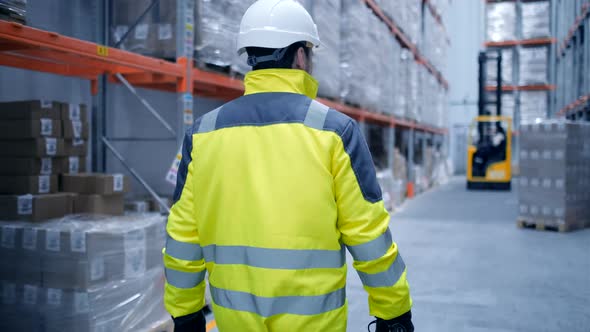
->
<box><xmin>237</xmin><ymin>0</ymin><xmax>321</xmax><ymax>55</ymax></box>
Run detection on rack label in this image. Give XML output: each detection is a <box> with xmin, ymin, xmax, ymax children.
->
<box><xmin>22</xmin><ymin>228</ymin><xmax>37</xmax><ymax>251</ymax></box>
<box><xmin>97</xmin><ymin>45</ymin><xmax>109</xmax><ymax>57</ymax></box>
<box><xmin>158</xmin><ymin>23</ymin><xmax>173</xmax><ymax>40</ymax></box>
<box><xmin>40</xmin><ymin>158</ymin><xmax>52</xmax><ymax>175</ymax></box>
<box><xmin>17</xmin><ymin>195</ymin><xmax>33</xmax><ymax>215</ymax></box>
<box><xmin>40</xmin><ymin>118</ymin><xmax>53</xmax><ymax>136</ymax></box>
<box><xmin>45</xmin><ymin>138</ymin><xmax>57</xmax><ymax>156</ymax></box>
<box><xmin>38</xmin><ymin>175</ymin><xmax>51</xmax><ymax>194</ymax></box>
<box><xmin>72</xmin><ymin>120</ymin><xmax>82</xmax><ymax>138</ymax></box>
<box><xmin>135</xmin><ymin>24</ymin><xmax>149</xmax><ymax>40</ymax></box>
<box><xmin>113</xmin><ymin>174</ymin><xmax>124</xmax><ymax>192</ymax></box>
<box><xmin>47</xmin><ymin>288</ymin><xmax>62</xmax><ymax>306</ymax></box>
<box><xmin>73</xmin><ymin>138</ymin><xmax>84</xmax><ymax>147</ymax></box>
<box><xmin>1</xmin><ymin>226</ymin><xmax>16</xmax><ymax>249</ymax></box>
<box><xmin>46</xmin><ymin>229</ymin><xmax>60</xmax><ymax>252</ymax></box>
<box><xmin>69</xmin><ymin>104</ymin><xmax>81</xmax><ymax>120</ymax></box>
<box><xmin>70</xmin><ymin>230</ymin><xmax>86</xmax><ymax>253</ymax></box>
<box><xmin>40</xmin><ymin>100</ymin><xmax>53</xmax><ymax>109</ymax></box>
<box><xmin>68</xmin><ymin>157</ymin><xmax>80</xmax><ymax>174</ymax></box>
<box><xmin>23</xmin><ymin>285</ymin><xmax>38</xmax><ymax>305</ymax></box>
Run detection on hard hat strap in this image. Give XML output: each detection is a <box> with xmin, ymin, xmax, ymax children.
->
<box><xmin>247</xmin><ymin>47</ymin><xmax>289</xmax><ymax>66</ymax></box>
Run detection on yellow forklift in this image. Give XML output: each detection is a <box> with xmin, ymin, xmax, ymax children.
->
<box><xmin>467</xmin><ymin>51</ymin><xmax>512</xmax><ymax>190</ymax></box>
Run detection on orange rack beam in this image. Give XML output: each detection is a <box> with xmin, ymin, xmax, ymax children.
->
<box><xmin>558</xmin><ymin>3</ymin><xmax>590</xmax><ymax>57</ymax></box>
<box><xmin>485</xmin><ymin>38</ymin><xmax>556</xmax><ymax>47</ymax></box>
<box><xmin>0</xmin><ymin>20</ymin><xmax>446</xmax><ymax>135</ymax></box>
<box><xmin>362</xmin><ymin>0</ymin><xmax>449</xmax><ymax>90</ymax></box>
<box><xmin>558</xmin><ymin>94</ymin><xmax>590</xmax><ymax>116</ymax></box>
<box><xmin>485</xmin><ymin>85</ymin><xmax>555</xmax><ymax>92</ymax></box>
<box><xmin>0</xmin><ymin>21</ymin><xmax>184</xmax><ymax>94</ymax></box>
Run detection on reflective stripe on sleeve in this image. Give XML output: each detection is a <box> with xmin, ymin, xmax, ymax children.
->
<box><xmin>198</xmin><ymin>107</ymin><xmax>222</xmax><ymax>134</ymax></box>
<box><xmin>202</xmin><ymin>245</ymin><xmax>345</xmax><ymax>269</ymax></box>
<box><xmin>165</xmin><ymin>268</ymin><xmax>206</xmax><ymax>289</ymax></box>
<box><xmin>210</xmin><ymin>285</ymin><xmax>345</xmax><ymax>317</ymax></box>
<box><xmin>356</xmin><ymin>254</ymin><xmax>406</xmax><ymax>288</ymax></box>
<box><xmin>346</xmin><ymin>228</ymin><xmax>393</xmax><ymax>262</ymax></box>
<box><xmin>165</xmin><ymin>234</ymin><xmax>203</xmax><ymax>261</ymax></box>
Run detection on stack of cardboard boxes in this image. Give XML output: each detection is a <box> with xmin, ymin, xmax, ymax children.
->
<box><xmin>0</xmin><ymin>214</ymin><xmax>170</xmax><ymax>331</ymax></box>
<box><xmin>519</xmin><ymin>121</ymin><xmax>590</xmax><ymax>231</ymax></box>
<box><xmin>0</xmin><ymin>100</ymin><xmax>130</xmax><ymax>221</ymax></box>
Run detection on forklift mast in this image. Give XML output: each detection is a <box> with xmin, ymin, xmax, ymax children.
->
<box><xmin>478</xmin><ymin>50</ymin><xmax>503</xmax><ymax>117</ymax></box>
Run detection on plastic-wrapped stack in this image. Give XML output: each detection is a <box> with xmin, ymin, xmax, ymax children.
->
<box><xmin>486</xmin><ymin>48</ymin><xmax>514</xmax><ymax>86</ymax></box>
<box><xmin>399</xmin><ymin>50</ymin><xmax>421</xmax><ymax>121</ymax></box>
<box><xmin>0</xmin><ymin>0</ymin><xmax>26</xmax><ymax>23</ymax></box>
<box><xmin>518</xmin><ymin>121</ymin><xmax>590</xmax><ymax>231</ymax></box>
<box><xmin>521</xmin><ymin>1</ymin><xmax>550</xmax><ymax>39</ymax></box>
<box><xmin>296</xmin><ymin>0</ymin><xmax>342</xmax><ymax>99</ymax></box>
<box><xmin>0</xmin><ymin>214</ymin><xmax>168</xmax><ymax>332</ymax></box>
<box><xmin>230</xmin><ymin>0</ymin><xmax>256</xmax><ymax>75</ymax></box>
<box><xmin>519</xmin><ymin>46</ymin><xmax>548</xmax><ymax>85</ymax></box>
<box><xmin>196</xmin><ymin>0</ymin><xmax>242</xmax><ymax>68</ymax></box>
<box><xmin>378</xmin><ymin>16</ymin><xmax>399</xmax><ymax>115</ymax></box>
<box><xmin>520</xmin><ymin>91</ymin><xmax>548</xmax><ymax>124</ymax></box>
<box><xmin>341</xmin><ymin>0</ymin><xmax>380</xmax><ymax>111</ymax></box>
<box><xmin>486</xmin><ymin>2</ymin><xmax>516</xmax><ymax>42</ymax></box>
<box><xmin>422</xmin><ymin>7</ymin><xmax>447</xmax><ymax>74</ymax></box>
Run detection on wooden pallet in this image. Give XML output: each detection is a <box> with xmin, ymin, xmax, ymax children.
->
<box><xmin>516</xmin><ymin>218</ymin><xmax>586</xmax><ymax>233</ymax></box>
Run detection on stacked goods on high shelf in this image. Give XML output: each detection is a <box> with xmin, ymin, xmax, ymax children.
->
<box><xmin>486</xmin><ymin>2</ymin><xmax>517</xmax><ymax>42</ymax></box>
<box><xmin>484</xmin><ymin>0</ymin><xmax>551</xmax><ymax>124</ymax></box>
<box><xmin>376</xmin><ymin>0</ymin><xmax>421</xmax><ymax>45</ymax></box>
<box><xmin>0</xmin><ymin>0</ymin><xmax>26</xmax><ymax>24</ymax></box>
<box><xmin>422</xmin><ymin>1</ymin><xmax>448</xmax><ymax>76</ymax></box>
<box><xmin>0</xmin><ymin>214</ymin><xmax>169</xmax><ymax>331</ymax></box>
<box><xmin>398</xmin><ymin>49</ymin><xmax>421</xmax><ymax>121</ymax></box>
<box><xmin>518</xmin><ymin>121</ymin><xmax>590</xmax><ymax>232</ymax></box>
<box><xmin>111</xmin><ymin>0</ymin><xmax>182</xmax><ymax>59</ymax></box>
<box><xmin>297</xmin><ymin>0</ymin><xmax>342</xmax><ymax>100</ymax></box>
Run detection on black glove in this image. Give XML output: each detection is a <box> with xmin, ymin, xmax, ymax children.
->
<box><xmin>173</xmin><ymin>309</ymin><xmax>206</xmax><ymax>332</ymax></box>
<box><xmin>368</xmin><ymin>311</ymin><xmax>414</xmax><ymax>332</ymax></box>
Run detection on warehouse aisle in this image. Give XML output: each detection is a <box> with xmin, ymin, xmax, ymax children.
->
<box><xmin>347</xmin><ymin>177</ymin><xmax>590</xmax><ymax>332</ymax></box>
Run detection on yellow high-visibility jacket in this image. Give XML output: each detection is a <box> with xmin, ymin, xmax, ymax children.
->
<box><xmin>164</xmin><ymin>69</ymin><xmax>411</xmax><ymax>331</ymax></box>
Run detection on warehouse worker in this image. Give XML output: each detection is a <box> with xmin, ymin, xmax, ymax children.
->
<box><xmin>163</xmin><ymin>1</ymin><xmax>413</xmax><ymax>331</ymax></box>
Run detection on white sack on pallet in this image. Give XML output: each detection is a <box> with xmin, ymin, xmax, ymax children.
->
<box><xmin>520</xmin><ymin>91</ymin><xmax>548</xmax><ymax>124</ymax></box>
<box><xmin>486</xmin><ymin>2</ymin><xmax>516</xmax><ymax>42</ymax></box>
<box><xmin>522</xmin><ymin>1</ymin><xmax>550</xmax><ymax>39</ymax></box>
<box><xmin>519</xmin><ymin>46</ymin><xmax>548</xmax><ymax>85</ymax></box>
<box><xmin>0</xmin><ymin>214</ymin><xmax>168</xmax><ymax>332</ymax></box>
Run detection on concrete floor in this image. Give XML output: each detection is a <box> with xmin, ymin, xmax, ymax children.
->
<box><xmin>347</xmin><ymin>177</ymin><xmax>590</xmax><ymax>332</ymax></box>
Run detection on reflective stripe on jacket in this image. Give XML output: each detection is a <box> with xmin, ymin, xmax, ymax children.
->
<box><xmin>164</xmin><ymin>69</ymin><xmax>412</xmax><ymax>331</ymax></box>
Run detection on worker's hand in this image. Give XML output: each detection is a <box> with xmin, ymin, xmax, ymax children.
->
<box><xmin>368</xmin><ymin>310</ymin><xmax>414</xmax><ymax>332</ymax></box>
<box><xmin>173</xmin><ymin>309</ymin><xmax>206</xmax><ymax>332</ymax></box>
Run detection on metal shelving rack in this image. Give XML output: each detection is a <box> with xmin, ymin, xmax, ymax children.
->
<box><xmin>555</xmin><ymin>1</ymin><xmax>590</xmax><ymax>120</ymax></box>
<box><xmin>0</xmin><ymin>0</ymin><xmax>451</xmax><ymax>200</ymax></box>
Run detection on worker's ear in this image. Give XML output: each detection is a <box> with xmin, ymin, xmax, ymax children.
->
<box><xmin>293</xmin><ymin>47</ymin><xmax>312</xmax><ymax>74</ymax></box>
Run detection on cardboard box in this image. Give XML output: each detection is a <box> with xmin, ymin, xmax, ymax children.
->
<box><xmin>147</xmin><ymin>196</ymin><xmax>172</xmax><ymax>213</ymax></box>
<box><xmin>62</xmin><ymin>120</ymin><xmax>89</xmax><ymax>139</ymax></box>
<box><xmin>0</xmin><ymin>119</ymin><xmax>62</xmax><ymax>139</ymax></box>
<box><xmin>125</xmin><ymin>200</ymin><xmax>150</xmax><ymax>213</ymax></box>
<box><xmin>64</xmin><ymin>139</ymin><xmax>88</xmax><ymax>157</ymax></box>
<box><xmin>0</xmin><ymin>100</ymin><xmax>61</xmax><ymax>120</ymax></box>
<box><xmin>0</xmin><ymin>138</ymin><xmax>66</xmax><ymax>157</ymax></box>
<box><xmin>74</xmin><ymin>194</ymin><xmax>125</xmax><ymax>215</ymax></box>
<box><xmin>0</xmin><ymin>175</ymin><xmax>58</xmax><ymax>195</ymax></box>
<box><xmin>60</xmin><ymin>156</ymin><xmax>87</xmax><ymax>174</ymax></box>
<box><xmin>60</xmin><ymin>103</ymin><xmax>88</xmax><ymax>122</ymax></box>
<box><xmin>0</xmin><ymin>157</ymin><xmax>62</xmax><ymax>175</ymax></box>
<box><xmin>0</xmin><ymin>193</ymin><xmax>74</xmax><ymax>222</ymax></box>
<box><xmin>62</xmin><ymin>174</ymin><xmax>130</xmax><ymax>195</ymax></box>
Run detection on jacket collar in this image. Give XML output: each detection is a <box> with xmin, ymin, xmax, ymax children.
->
<box><xmin>244</xmin><ymin>69</ymin><xmax>319</xmax><ymax>99</ymax></box>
